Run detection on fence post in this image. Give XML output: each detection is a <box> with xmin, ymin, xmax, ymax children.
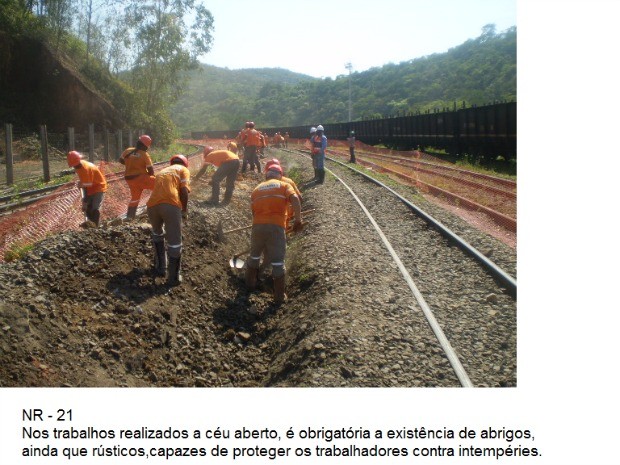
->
<box><xmin>88</xmin><ymin>123</ymin><xmax>95</xmax><ymax>162</ymax></box>
<box><xmin>68</xmin><ymin>127</ymin><xmax>75</xmax><ymax>151</ymax></box>
<box><xmin>5</xmin><ymin>124</ymin><xmax>14</xmax><ymax>185</ymax></box>
<box><xmin>40</xmin><ymin>125</ymin><xmax>50</xmax><ymax>182</ymax></box>
<box><xmin>128</xmin><ymin>129</ymin><xmax>134</xmax><ymax>146</ymax></box>
<box><xmin>116</xmin><ymin>130</ymin><xmax>123</xmax><ymax>159</ymax></box>
<box><xmin>103</xmin><ymin>127</ymin><xmax>110</xmax><ymax>162</ymax></box>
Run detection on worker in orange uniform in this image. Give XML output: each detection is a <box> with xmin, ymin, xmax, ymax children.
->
<box><xmin>118</xmin><ymin>134</ymin><xmax>155</xmax><ymax>220</ymax></box>
<box><xmin>146</xmin><ymin>154</ymin><xmax>191</xmax><ymax>285</ymax></box>
<box><xmin>227</xmin><ymin>140</ymin><xmax>238</xmax><ymax>153</ymax></box>
<box><xmin>241</xmin><ymin>121</ymin><xmax>261</xmax><ymax>173</ymax></box>
<box><xmin>247</xmin><ymin>164</ymin><xmax>302</xmax><ymax>304</ymax></box>
<box><xmin>264</xmin><ymin>158</ymin><xmax>302</xmax><ymax>230</ymax></box>
<box><xmin>283</xmin><ymin>132</ymin><xmax>290</xmax><ymax>148</ymax></box>
<box><xmin>195</xmin><ymin>146</ymin><xmax>240</xmax><ymax>205</ymax></box>
<box><xmin>67</xmin><ymin>151</ymin><xmax>107</xmax><ymax>227</ymax></box>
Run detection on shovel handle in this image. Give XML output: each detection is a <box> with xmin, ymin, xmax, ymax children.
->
<box><xmin>233</xmin><ymin>248</ymin><xmax>251</xmax><ymax>259</ymax></box>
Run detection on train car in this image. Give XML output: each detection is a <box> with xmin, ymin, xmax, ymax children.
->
<box><xmin>197</xmin><ymin>101</ymin><xmax>516</xmax><ymax>160</ymax></box>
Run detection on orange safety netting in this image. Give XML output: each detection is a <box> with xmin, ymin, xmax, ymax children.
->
<box><xmin>0</xmin><ymin>149</ymin><xmax>206</xmax><ymax>262</ymax></box>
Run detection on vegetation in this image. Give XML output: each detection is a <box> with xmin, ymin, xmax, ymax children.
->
<box><xmin>2</xmin><ymin>3</ymin><xmax>515</xmax><ymax>158</ymax></box>
<box><xmin>3</xmin><ymin>242</ymin><xmax>34</xmax><ymax>262</ymax></box>
<box><xmin>173</xmin><ymin>24</ymin><xmax>516</xmax><ymax>134</ymax></box>
<box><xmin>1</xmin><ymin>0</ymin><xmax>214</xmax><ymax>147</ymax></box>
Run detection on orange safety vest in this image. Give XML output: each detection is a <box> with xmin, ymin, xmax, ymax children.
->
<box><xmin>251</xmin><ymin>179</ymin><xmax>296</xmax><ymax>228</ymax></box>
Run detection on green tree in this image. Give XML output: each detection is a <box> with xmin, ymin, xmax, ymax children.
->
<box><xmin>124</xmin><ymin>0</ymin><xmax>214</xmax><ymax>117</ymax></box>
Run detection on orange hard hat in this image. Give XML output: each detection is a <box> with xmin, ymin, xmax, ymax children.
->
<box><xmin>248</xmin><ymin>121</ymin><xmax>255</xmax><ymax>128</ymax></box>
<box><xmin>203</xmin><ymin>146</ymin><xmax>214</xmax><ymax>156</ymax></box>
<box><xmin>227</xmin><ymin>141</ymin><xmax>238</xmax><ymax>152</ymax></box>
<box><xmin>265</xmin><ymin>164</ymin><xmax>283</xmax><ymax>177</ymax></box>
<box><xmin>67</xmin><ymin>151</ymin><xmax>83</xmax><ymax>167</ymax></box>
<box><xmin>170</xmin><ymin>154</ymin><xmax>188</xmax><ymax>168</ymax></box>
<box><xmin>138</xmin><ymin>134</ymin><xmax>152</xmax><ymax>148</ymax></box>
<box><xmin>264</xmin><ymin>158</ymin><xmax>281</xmax><ymax>172</ymax></box>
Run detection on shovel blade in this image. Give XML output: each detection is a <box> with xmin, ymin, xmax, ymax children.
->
<box><xmin>229</xmin><ymin>256</ymin><xmax>245</xmax><ymax>269</ymax></box>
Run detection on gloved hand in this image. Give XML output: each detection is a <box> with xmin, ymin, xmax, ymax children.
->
<box><xmin>292</xmin><ymin>220</ymin><xmax>303</xmax><ymax>233</ymax></box>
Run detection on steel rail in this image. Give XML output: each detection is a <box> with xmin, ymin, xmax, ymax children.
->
<box><xmin>285</xmin><ymin>147</ymin><xmax>516</xmax><ymax>298</ymax></box>
<box><xmin>325</xmin><ymin>167</ymin><xmax>474</xmax><ymax>387</ymax></box>
<box><xmin>0</xmin><ymin>146</ymin><xmax>203</xmax><ymax>216</ymax></box>
<box><xmin>327</xmin><ymin>155</ymin><xmax>517</xmax><ymax>298</ymax></box>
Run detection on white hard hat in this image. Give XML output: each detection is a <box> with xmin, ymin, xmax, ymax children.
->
<box><xmin>310</xmin><ymin>127</ymin><xmax>317</xmax><ymax>133</ymax></box>
<box><xmin>316</xmin><ymin>125</ymin><xmax>324</xmax><ymax>131</ymax></box>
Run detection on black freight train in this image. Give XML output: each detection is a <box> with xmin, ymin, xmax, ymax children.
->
<box><xmin>192</xmin><ymin>101</ymin><xmax>516</xmax><ymax>161</ymax></box>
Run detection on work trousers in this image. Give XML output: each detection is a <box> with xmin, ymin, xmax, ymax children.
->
<box><xmin>212</xmin><ymin>159</ymin><xmax>240</xmax><ymax>201</ymax></box>
<box><xmin>247</xmin><ymin>223</ymin><xmax>286</xmax><ymax>278</ymax></box>
<box><xmin>125</xmin><ymin>174</ymin><xmax>155</xmax><ymax>207</ymax></box>
<box><xmin>242</xmin><ymin>146</ymin><xmax>261</xmax><ymax>172</ymax></box>
<box><xmin>147</xmin><ymin>203</ymin><xmax>183</xmax><ymax>258</ymax></box>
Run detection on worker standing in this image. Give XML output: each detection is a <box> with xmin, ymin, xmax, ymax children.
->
<box><xmin>247</xmin><ymin>164</ymin><xmax>302</xmax><ymax>304</ymax></box>
<box><xmin>146</xmin><ymin>154</ymin><xmax>191</xmax><ymax>285</ymax></box>
<box><xmin>308</xmin><ymin>127</ymin><xmax>317</xmax><ymax>180</ymax></box>
<box><xmin>118</xmin><ymin>134</ymin><xmax>155</xmax><ymax>220</ymax></box>
<box><xmin>67</xmin><ymin>151</ymin><xmax>107</xmax><ymax>227</ymax></box>
<box><xmin>310</xmin><ymin>124</ymin><xmax>327</xmax><ymax>183</ymax></box>
<box><xmin>347</xmin><ymin>130</ymin><xmax>356</xmax><ymax>163</ymax></box>
<box><xmin>195</xmin><ymin>146</ymin><xmax>240</xmax><ymax>206</ymax></box>
<box><xmin>241</xmin><ymin>121</ymin><xmax>261</xmax><ymax>173</ymax></box>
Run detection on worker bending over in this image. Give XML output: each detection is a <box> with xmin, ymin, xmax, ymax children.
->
<box><xmin>67</xmin><ymin>151</ymin><xmax>107</xmax><ymax>227</ymax></box>
<box><xmin>247</xmin><ymin>165</ymin><xmax>302</xmax><ymax>304</ymax></box>
<box><xmin>146</xmin><ymin>154</ymin><xmax>191</xmax><ymax>285</ymax></box>
<box><xmin>264</xmin><ymin>158</ymin><xmax>302</xmax><ymax>231</ymax></box>
<box><xmin>195</xmin><ymin>146</ymin><xmax>240</xmax><ymax>206</ymax></box>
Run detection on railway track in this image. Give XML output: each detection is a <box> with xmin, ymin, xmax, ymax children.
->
<box><xmin>326</xmin><ymin>146</ymin><xmax>517</xmax><ymax>231</ymax></box>
<box><xmin>0</xmin><ymin>147</ymin><xmax>203</xmax><ymax>217</ymax></box>
<box><xmin>282</xmin><ymin>148</ymin><xmax>517</xmax><ymax>387</ymax></box>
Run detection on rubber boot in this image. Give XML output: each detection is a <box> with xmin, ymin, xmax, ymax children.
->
<box><xmin>318</xmin><ymin>169</ymin><xmax>325</xmax><ymax>184</ymax></box>
<box><xmin>126</xmin><ymin>206</ymin><xmax>138</xmax><ymax>220</ymax></box>
<box><xmin>90</xmin><ymin>209</ymin><xmax>100</xmax><ymax>226</ymax></box>
<box><xmin>167</xmin><ymin>255</ymin><xmax>182</xmax><ymax>285</ymax></box>
<box><xmin>273</xmin><ymin>276</ymin><xmax>287</xmax><ymax>304</ymax></box>
<box><xmin>222</xmin><ymin>192</ymin><xmax>233</xmax><ymax>205</ymax></box>
<box><xmin>245</xmin><ymin>267</ymin><xmax>258</xmax><ymax>291</ymax></box>
<box><xmin>153</xmin><ymin>241</ymin><xmax>166</xmax><ymax>276</ymax></box>
<box><xmin>313</xmin><ymin>168</ymin><xmax>318</xmax><ymax>181</ymax></box>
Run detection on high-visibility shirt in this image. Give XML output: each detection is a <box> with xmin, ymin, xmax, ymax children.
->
<box><xmin>76</xmin><ymin>161</ymin><xmax>107</xmax><ymax>195</ymax></box>
<box><xmin>121</xmin><ymin>147</ymin><xmax>153</xmax><ymax>177</ymax></box>
<box><xmin>203</xmin><ymin>149</ymin><xmax>239</xmax><ymax>167</ymax></box>
<box><xmin>251</xmin><ymin>179</ymin><xmax>296</xmax><ymax>228</ymax></box>
<box><xmin>281</xmin><ymin>176</ymin><xmax>302</xmax><ymax>198</ymax></box>
<box><xmin>243</xmin><ymin>129</ymin><xmax>261</xmax><ymax>147</ymax></box>
<box><xmin>146</xmin><ymin>164</ymin><xmax>191</xmax><ymax>209</ymax></box>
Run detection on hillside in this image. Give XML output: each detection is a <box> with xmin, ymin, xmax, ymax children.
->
<box><xmin>172</xmin><ymin>26</ymin><xmax>516</xmax><ymax>133</ymax></box>
<box><xmin>172</xmin><ymin>65</ymin><xmax>315</xmax><ymax>134</ymax></box>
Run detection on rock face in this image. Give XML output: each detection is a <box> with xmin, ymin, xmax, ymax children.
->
<box><xmin>0</xmin><ymin>33</ymin><xmax>125</xmax><ymax>131</ymax></box>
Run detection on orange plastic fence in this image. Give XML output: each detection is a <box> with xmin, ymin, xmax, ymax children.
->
<box><xmin>0</xmin><ymin>150</ymin><xmax>205</xmax><ymax>262</ymax></box>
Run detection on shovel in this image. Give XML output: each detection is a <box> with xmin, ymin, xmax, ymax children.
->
<box><xmin>228</xmin><ymin>216</ymin><xmax>312</xmax><ymax>269</ymax></box>
<box><xmin>229</xmin><ymin>248</ymin><xmax>250</xmax><ymax>269</ymax></box>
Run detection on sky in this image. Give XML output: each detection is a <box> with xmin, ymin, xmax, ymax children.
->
<box><xmin>197</xmin><ymin>0</ymin><xmax>516</xmax><ymax>79</ymax></box>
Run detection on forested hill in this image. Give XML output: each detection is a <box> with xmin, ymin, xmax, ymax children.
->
<box><xmin>173</xmin><ymin>25</ymin><xmax>516</xmax><ymax>134</ymax></box>
<box><xmin>171</xmin><ymin>66</ymin><xmax>315</xmax><ymax>135</ymax></box>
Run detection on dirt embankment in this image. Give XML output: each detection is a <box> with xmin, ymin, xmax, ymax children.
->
<box><xmin>0</xmin><ymin>34</ymin><xmax>124</xmax><ymax>131</ymax></box>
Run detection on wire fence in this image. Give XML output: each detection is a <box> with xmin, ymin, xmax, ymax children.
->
<box><xmin>0</xmin><ymin>124</ymin><xmax>148</xmax><ymax>192</ymax></box>
<box><xmin>0</xmin><ymin>126</ymin><xmax>205</xmax><ymax>262</ymax></box>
